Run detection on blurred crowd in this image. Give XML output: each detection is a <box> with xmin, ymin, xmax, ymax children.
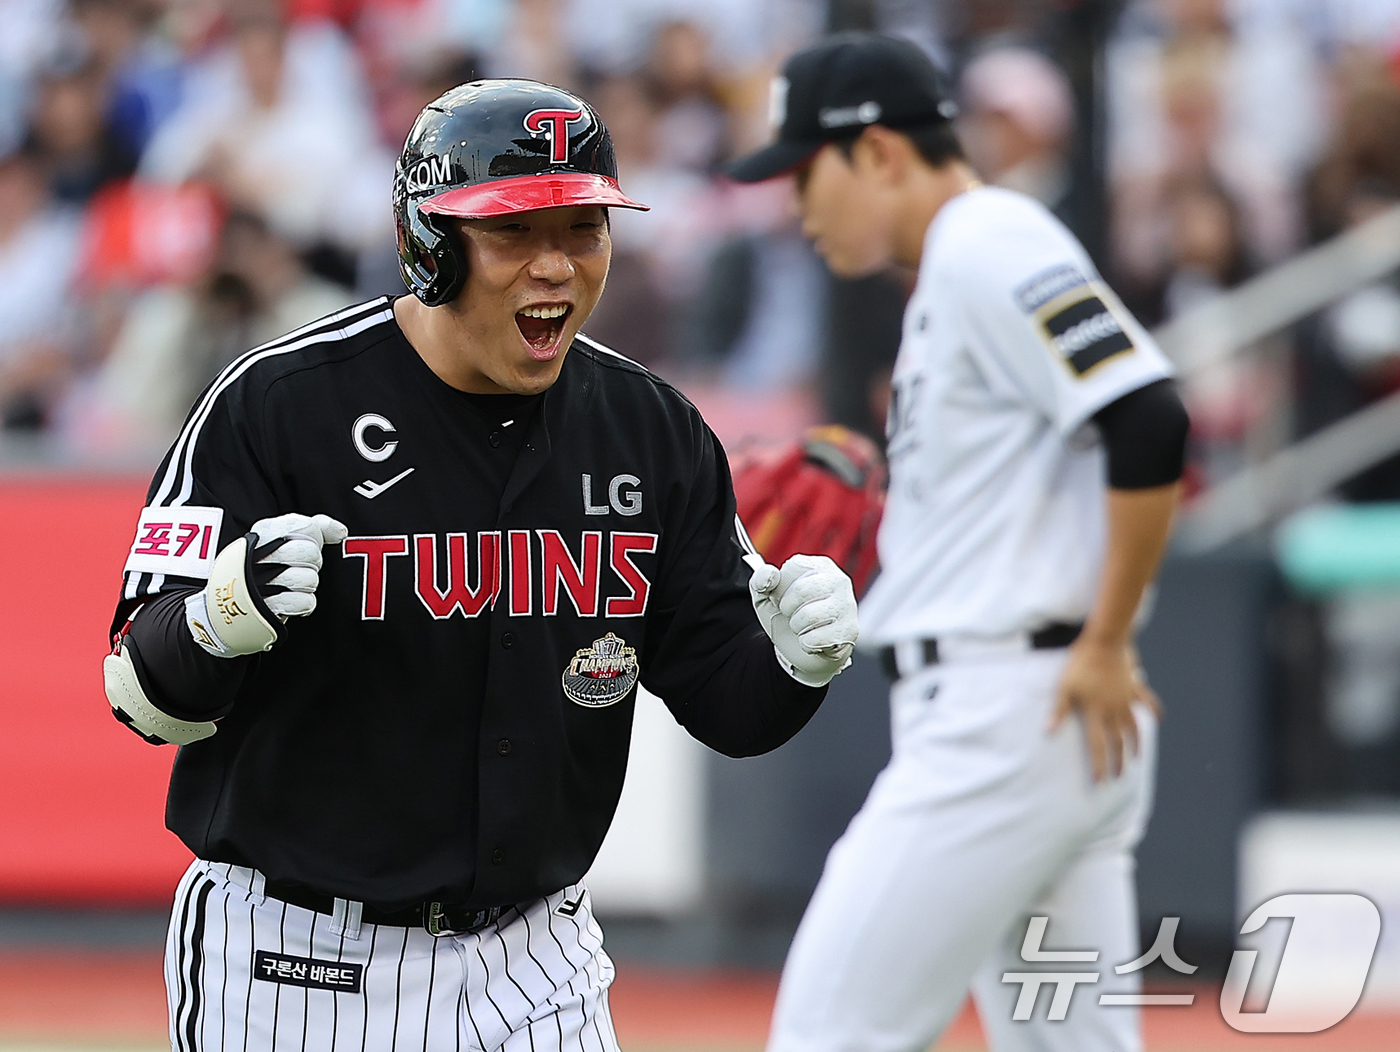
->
<box><xmin>8</xmin><ymin>0</ymin><xmax>1400</xmax><ymax>474</ymax></box>
<box><xmin>1106</xmin><ymin>0</ymin><xmax>1400</xmax><ymax>495</ymax></box>
<box><xmin>0</xmin><ymin>0</ymin><xmax>828</xmax><ymax>459</ymax></box>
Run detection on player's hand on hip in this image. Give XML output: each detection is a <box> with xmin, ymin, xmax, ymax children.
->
<box><xmin>747</xmin><ymin>553</ymin><xmax>858</xmax><ymax>688</ymax></box>
<box><xmin>185</xmin><ymin>513</ymin><xmax>349</xmax><ymax>658</ymax></box>
<box><xmin>1050</xmin><ymin>638</ymin><xmax>1160</xmax><ymax>781</ymax></box>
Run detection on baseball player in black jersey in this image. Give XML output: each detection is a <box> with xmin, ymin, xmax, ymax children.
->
<box><xmin>103</xmin><ymin>79</ymin><xmax>859</xmax><ymax>1051</ymax></box>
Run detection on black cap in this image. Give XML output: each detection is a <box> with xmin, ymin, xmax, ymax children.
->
<box><xmin>727</xmin><ymin>33</ymin><xmax>956</xmax><ymax>183</ymax></box>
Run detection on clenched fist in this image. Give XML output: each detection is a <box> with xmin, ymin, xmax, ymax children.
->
<box><xmin>747</xmin><ymin>553</ymin><xmax>858</xmax><ymax>688</ymax></box>
<box><xmin>186</xmin><ymin>513</ymin><xmax>348</xmax><ymax>658</ymax></box>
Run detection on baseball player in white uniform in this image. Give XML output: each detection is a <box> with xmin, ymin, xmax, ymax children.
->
<box><xmin>729</xmin><ymin>34</ymin><xmax>1190</xmax><ymax>1052</ymax></box>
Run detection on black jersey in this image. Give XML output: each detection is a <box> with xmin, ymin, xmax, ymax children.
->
<box><xmin>111</xmin><ymin>298</ymin><xmax>824</xmax><ymax>910</ymax></box>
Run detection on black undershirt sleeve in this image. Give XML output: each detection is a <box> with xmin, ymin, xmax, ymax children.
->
<box><xmin>124</xmin><ymin>588</ymin><xmax>251</xmax><ymax>721</ymax></box>
<box><xmin>667</xmin><ymin>630</ymin><xmax>826</xmax><ymax>758</ymax></box>
<box><xmin>642</xmin><ymin>416</ymin><xmax>828</xmax><ymax>758</ymax></box>
<box><xmin>1091</xmin><ymin>378</ymin><xmax>1190</xmax><ymax>489</ymax></box>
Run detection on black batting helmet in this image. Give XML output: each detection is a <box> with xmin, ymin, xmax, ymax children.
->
<box><xmin>394</xmin><ymin>79</ymin><xmax>648</xmax><ymax>306</ymax></box>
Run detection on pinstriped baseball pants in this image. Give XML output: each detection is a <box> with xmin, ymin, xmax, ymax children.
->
<box><xmin>164</xmin><ymin>861</ymin><xmax>621</xmax><ymax>1052</ymax></box>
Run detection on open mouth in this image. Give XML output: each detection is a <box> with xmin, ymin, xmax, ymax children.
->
<box><xmin>515</xmin><ymin>304</ymin><xmax>572</xmax><ymax>360</ymax></box>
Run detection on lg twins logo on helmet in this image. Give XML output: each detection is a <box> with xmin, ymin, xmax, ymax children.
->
<box><xmin>523</xmin><ymin>108</ymin><xmax>585</xmax><ymax>163</ymax></box>
<box><xmin>405</xmin><ymin>154</ymin><xmax>453</xmax><ymax>193</ymax></box>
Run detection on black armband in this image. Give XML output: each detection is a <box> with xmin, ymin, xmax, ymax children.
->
<box><xmin>1092</xmin><ymin>378</ymin><xmax>1190</xmax><ymax>489</ymax></box>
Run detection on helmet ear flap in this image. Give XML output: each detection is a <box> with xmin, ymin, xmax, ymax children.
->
<box><xmin>395</xmin><ymin>199</ymin><xmax>468</xmax><ymax>307</ymax></box>
<box><xmin>417</xmin><ymin>210</ymin><xmax>467</xmax><ymax>307</ymax></box>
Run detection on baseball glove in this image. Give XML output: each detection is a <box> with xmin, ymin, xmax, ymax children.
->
<box><xmin>733</xmin><ymin>424</ymin><xmax>886</xmax><ymax>596</ymax></box>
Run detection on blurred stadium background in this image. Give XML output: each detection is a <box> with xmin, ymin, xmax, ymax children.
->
<box><xmin>5</xmin><ymin>0</ymin><xmax>1400</xmax><ymax>1048</ymax></box>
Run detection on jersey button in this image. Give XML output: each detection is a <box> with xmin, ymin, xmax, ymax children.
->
<box><xmin>501</xmin><ymin>632</ymin><xmax>515</xmax><ymax>649</ymax></box>
<box><xmin>488</xmin><ymin>431</ymin><xmax>502</xmax><ymax>447</ymax></box>
<box><xmin>491</xmin><ymin>848</ymin><xmax>505</xmax><ymax>864</ymax></box>
<box><xmin>496</xmin><ymin>738</ymin><xmax>512</xmax><ymax>756</ymax></box>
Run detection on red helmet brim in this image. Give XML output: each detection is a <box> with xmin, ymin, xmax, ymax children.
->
<box><xmin>419</xmin><ymin>173</ymin><xmax>649</xmax><ymax>218</ymax></box>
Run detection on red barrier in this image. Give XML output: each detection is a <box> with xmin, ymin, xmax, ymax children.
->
<box><xmin>0</xmin><ymin>477</ymin><xmax>191</xmax><ymax>904</ymax></box>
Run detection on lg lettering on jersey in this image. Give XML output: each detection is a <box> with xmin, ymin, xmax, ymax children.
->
<box><xmin>123</xmin><ymin>506</ymin><xmax>225</xmax><ymax>580</ymax></box>
<box><xmin>344</xmin><ymin>530</ymin><xmax>657</xmax><ymax>620</ymax></box>
<box><xmin>523</xmin><ymin>108</ymin><xmax>584</xmax><ymax>163</ymax></box>
<box><xmin>581</xmin><ymin>473</ymin><xmax>642</xmax><ymax>516</ymax></box>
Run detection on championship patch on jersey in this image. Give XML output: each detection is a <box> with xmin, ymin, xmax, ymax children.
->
<box><xmin>123</xmin><ymin>505</ymin><xmax>224</xmax><ymax>579</ymax></box>
<box><xmin>253</xmin><ymin>951</ymin><xmax>363</xmax><ymax>994</ymax></box>
<box><xmin>562</xmin><ymin>632</ymin><xmax>639</xmax><ymax>708</ymax></box>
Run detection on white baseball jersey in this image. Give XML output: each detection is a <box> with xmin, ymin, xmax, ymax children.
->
<box><xmin>859</xmin><ymin>186</ymin><xmax>1173</xmax><ymax>645</ymax></box>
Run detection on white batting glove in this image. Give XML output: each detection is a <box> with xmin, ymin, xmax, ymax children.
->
<box><xmin>185</xmin><ymin>513</ymin><xmax>348</xmax><ymax>658</ymax></box>
<box><xmin>747</xmin><ymin>553</ymin><xmax>858</xmax><ymax>688</ymax></box>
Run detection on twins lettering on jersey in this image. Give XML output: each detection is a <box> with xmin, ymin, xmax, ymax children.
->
<box><xmin>344</xmin><ymin>530</ymin><xmax>658</xmax><ymax>621</ymax></box>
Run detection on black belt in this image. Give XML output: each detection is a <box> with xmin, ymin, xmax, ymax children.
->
<box><xmin>878</xmin><ymin>622</ymin><xmax>1084</xmax><ymax>681</ymax></box>
<box><xmin>262</xmin><ymin>878</ymin><xmax>509</xmax><ymax>937</ymax></box>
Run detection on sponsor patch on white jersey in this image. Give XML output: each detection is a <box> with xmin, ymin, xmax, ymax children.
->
<box><xmin>1015</xmin><ymin>263</ymin><xmax>1137</xmax><ymax>377</ymax></box>
<box><xmin>1032</xmin><ymin>284</ymin><xmax>1136</xmax><ymax>378</ymax></box>
<box><xmin>123</xmin><ymin>505</ymin><xmax>224</xmax><ymax>579</ymax></box>
<box><xmin>1014</xmin><ymin>262</ymin><xmax>1092</xmax><ymax>312</ymax></box>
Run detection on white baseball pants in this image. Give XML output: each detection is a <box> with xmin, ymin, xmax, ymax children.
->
<box><xmin>767</xmin><ymin>648</ymin><xmax>1156</xmax><ymax>1052</ymax></box>
<box><xmin>164</xmin><ymin>860</ymin><xmax>621</xmax><ymax>1052</ymax></box>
